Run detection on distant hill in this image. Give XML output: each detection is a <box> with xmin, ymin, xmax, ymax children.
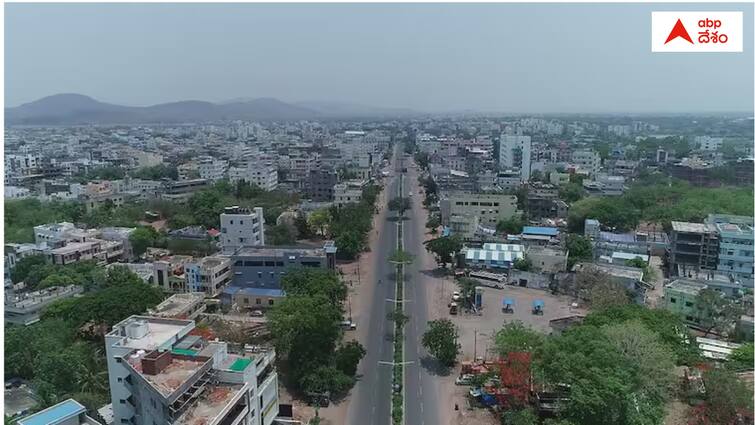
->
<box><xmin>6</xmin><ymin>94</ymin><xmax>416</xmax><ymax>125</ymax></box>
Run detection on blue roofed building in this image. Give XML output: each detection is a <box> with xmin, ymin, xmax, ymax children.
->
<box><xmin>221</xmin><ymin>241</ymin><xmax>337</xmax><ymax>309</ymax></box>
<box><xmin>17</xmin><ymin>399</ymin><xmax>101</xmax><ymax>425</ymax></box>
<box><xmin>521</xmin><ymin>226</ymin><xmax>559</xmax><ymax>246</ymax></box>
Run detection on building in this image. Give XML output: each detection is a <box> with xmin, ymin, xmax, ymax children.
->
<box><xmin>184</xmin><ymin>256</ymin><xmax>233</xmax><ymax>297</ymax></box>
<box><xmin>439</xmin><ymin>192</ymin><xmax>519</xmax><ymax>232</ymax></box>
<box><xmin>101</xmin><ymin>227</ymin><xmax>137</xmax><ymax>261</ymax></box>
<box><xmin>574</xmin><ymin>262</ymin><xmax>648</xmax><ymax>304</ymax></box>
<box><xmin>17</xmin><ymin>399</ymin><xmax>101</xmax><ymax>425</ymax></box>
<box><xmin>499</xmin><ymin>135</ymin><xmax>532</xmax><ymax>181</ymax></box>
<box><xmin>669</xmin><ymin>221</ymin><xmax>719</xmax><ymax>277</ymax></box>
<box><xmin>104</xmin><ymin>316</ymin><xmax>279</xmax><ymax>425</ymax></box>
<box><xmin>198</xmin><ymin>156</ymin><xmax>229</xmax><ymax>182</ymax></box>
<box><xmin>663</xmin><ymin>277</ymin><xmax>743</xmax><ymax>325</ymax></box>
<box><xmin>525</xmin><ymin>184</ymin><xmax>568</xmax><ymax>219</ymax></box>
<box><xmin>228</xmin><ymin>160</ymin><xmax>278</xmax><ymax>191</ymax></box>
<box><xmin>584</xmin><ymin>219</ymin><xmax>601</xmax><ymax>240</ymax></box>
<box><xmin>527</xmin><ymin>246</ymin><xmax>569</xmax><ymax>273</ymax></box>
<box><xmin>334</xmin><ymin>180</ymin><xmax>366</xmax><ymax>207</ymax></box>
<box><xmin>5</xmin><ymin>285</ymin><xmax>84</xmax><ymax>326</ymax></box>
<box><xmin>220</xmin><ymin>206</ymin><xmax>265</xmax><ymax>253</ymax></box>
<box><xmin>695</xmin><ymin>136</ymin><xmax>723</xmax><ymax>151</ymax></box>
<box><xmin>571</xmin><ymin>149</ymin><xmax>601</xmax><ymax>176</ymax></box>
<box><xmin>548</xmin><ymin>172</ymin><xmax>570</xmax><ymax>186</ymax></box>
<box><xmin>705</xmin><ymin>214</ymin><xmax>754</xmax><ymax>287</ymax></box>
<box><xmin>582</xmin><ymin>174</ymin><xmax>625</xmax><ymax>196</ymax></box>
<box><xmin>461</xmin><ymin>244</ymin><xmax>525</xmax><ymax>270</ymax></box>
<box><xmin>222</xmin><ymin>241</ymin><xmax>338</xmax><ymax>308</ymax></box>
<box><xmin>305</xmin><ymin>168</ymin><xmax>338</xmax><ymax>201</ymax></box>
<box><xmin>521</xmin><ymin>226</ymin><xmax>560</xmax><ymax>246</ymax></box>
<box><xmin>149</xmin><ymin>293</ymin><xmax>206</xmax><ymax>320</ymax></box>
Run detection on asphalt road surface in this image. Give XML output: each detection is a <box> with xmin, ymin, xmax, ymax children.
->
<box><xmin>345</xmin><ymin>147</ymin><xmax>401</xmax><ymax>425</ymax></box>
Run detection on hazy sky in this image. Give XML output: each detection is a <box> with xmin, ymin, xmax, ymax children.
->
<box><xmin>5</xmin><ymin>3</ymin><xmax>754</xmax><ymax>113</ymax></box>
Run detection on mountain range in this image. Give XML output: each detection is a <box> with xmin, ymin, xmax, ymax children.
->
<box><xmin>5</xmin><ymin>94</ymin><xmax>420</xmax><ymax>125</ymax></box>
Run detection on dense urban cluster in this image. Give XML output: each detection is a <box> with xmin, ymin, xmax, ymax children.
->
<box><xmin>3</xmin><ymin>114</ymin><xmax>753</xmax><ymax>425</ymax></box>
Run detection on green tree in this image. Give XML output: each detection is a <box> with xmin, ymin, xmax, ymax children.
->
<box><xmin>268</xmin><ymin>223</ymin><xmax>297</xmax><ymax>245</ymax></box>
<box><xmin>424</xmin><ymin>235</ymin><xmax>463</xmax><ymax>268</ymax></box>
<box><xmin>301</xmin><ymin>366</ymin><xmax>354</xmax><ymax>396</ymax></box>
<box><xmin>497</xmin><ymin>216</ymin><xmax>525</xmax><ymax>235</ymax></box>
<box><xmin>10</xmin><ymin>255</ymin><xmax>47</xmax><ymax>283</ymax></box>
<box><xmin>494</xmin><ymin>321</ymin><xmax>544</xmax><ymax>355</ymax></box>
<box><xmin>565</xmin><ymin>234</ymin><xmax>592</xmax><ymax>268</ymax></box>
<box><xmin>388</xmin><ymin>249</ymin><xmax>414</xmax><ymax>265</ymax></box>
<box><xmin>308</xmin><ymin>208</ymin><xmax>332</xmax><ymax>237</ymax></box>
<box><xmin>425</xmin><ymin>216</ymin><xmax>441</xmax><ymax>233</ymax></box>
<box><xmin>335</xmin><ymin>341</ymin><xmax>367</xmax><ymax>377</ymax></box>
<box><xmin>129</xmin><ymin>226</ymin><xmax>160</xmax><ymax>257</ymax></box>
<box><xmin>294</xmin><ymin>213</ymin><xmax>313</xmax><ymax>239</ymax></box>
<box><xmin>698</xmin><ymin>368</ymin><xmax>754</xmax><ymax>425</ymax></box>
<box><xmin>513</xmin><ymin>257</ymin><xmax>532</xmax><ymax>271</ymax></box>
<box><xmin>422</xmin><ymin>319</ymin><xmax>460</xmax><ymax>367</ymax></box>
<box><xmin>280</xmin><ymin>269</ymin><xmax>347</xmax><ymax>308</ymax></box>
<box><xmin>502</xmin><ymin>408</ymin><xmax>538</xmax><ymax>425</ymax></box>
<box><xmin>727</xmin><ymin>343</ymin><xmax>754</xmax><ymax>372</ymax></box>
<box><xmin>696</xmin><ymin>288</ymin><xmax>743</xmax><ymax>337</ymax></box>
<box><xmin>558</xmin><ymin>183</ymin><xmax>585</xmax><ymax>203</ymax></box>
<box><xmin>388</xmin><ymin>197</ymin><xmax>411</xmax><ymax>214</ymax></box>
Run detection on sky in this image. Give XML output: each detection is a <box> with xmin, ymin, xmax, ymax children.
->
<box><xmin>4</xmin><ymin>3</ymin><xmax>754</xmax><ymax>113</ymax></box>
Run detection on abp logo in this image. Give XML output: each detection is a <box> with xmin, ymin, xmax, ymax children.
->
<box><xmin>652</xmin><ymin>12</ymin><xmax>743</xmax><ymax>52</ymax></box>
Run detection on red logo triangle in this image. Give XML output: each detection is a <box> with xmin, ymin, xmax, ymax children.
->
<box><xmin>665</xmin><ymin>19</ymin><xmax>693</xmax><ymax>44</ymax></box>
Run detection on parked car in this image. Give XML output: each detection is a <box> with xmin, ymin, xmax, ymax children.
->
<box><xmin>250</xmin><ymin>310</ymin><xmax>264</xmax><ymax>317</ymax></box>
<box><xmin>340</xmin><ymin>320</ymin><xmax>357</xmax><ymax>330</ymax></box>
<box><xmin>452</xmin><ymin>291</ymin><xmax>461</xmax><ymax>302</ymax></box>
<box><xmin>455</xmin><ymin>374</ymin><xmax>474</xmax><ymax>385</ymax></box>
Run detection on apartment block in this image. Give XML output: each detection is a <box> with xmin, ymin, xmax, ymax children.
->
<box><xmin>105</xmin><ymin>316</ymin><xmax>279</xmax><ymax>425</ymax></box>
<box><xmin>334</xmin><ymin>180</ymin><xmax>366</xmax><ymax>207</ymax></box>
<box><xmin>498</xmin><ymin>135</ymin><xmax>532</xmax><ymax>182</ymax></box>
<box><xmin>706</xmin><ymin>214</ymin><xmax>754</xmax><ymax>286</ymax></box>
<box><xmin>228</xmin><ymin>161</ymin><xmax>278</xmax><ymax>191</ymax></box>
<box><xmin>220</xmin><ymin>207</ymin><xmax>265</xmax><ymax>253</ymax></box>
<box><xmin>669</xmin><ymin>221</ymin><xmax>719</xmax><ymax>277</ymax></box>
<box><xmin>571</xmin><ymin>149</ymin><xmax>601</xmax><ymax>176</ymax></box>
<box><xmin>439</xmin><ymin>192</ymin><xmax>519</xmax><ymax>232</ymax></box>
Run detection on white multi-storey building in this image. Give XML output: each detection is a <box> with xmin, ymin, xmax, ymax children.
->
<box><xmin>694</xmin><ymin>136</ymin><xmax>723</xmax><ymax>151</ymax></box>
<box><xmin>198</xmin><ymin>156</ymin><xmax>229</xmax><ymax>182</ymax></box>
<box><xmin>228</xmin><ymin>161</ymin><xmax>278</xmax><ymax>191</ymax></box>
<box><xmin>498</xmin><ymin>135</ymin><xmax>532</xmax><ymax>182</ymax></box>
<box><xmin>571</xmin><ymin>149</ymin><xmax>602</xmax><ymax>176</ymax></box>
<box><xmin>220</xmin><ymin>206</ymin><xmax>265</xmax><ymax>253</ymax></box>
<box><xmin>105</xmin><ymin>316</ymin><xmax>279</xmax><ymax>425</ymax></box>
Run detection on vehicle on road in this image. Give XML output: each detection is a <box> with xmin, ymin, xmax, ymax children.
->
<box><xmin>451</xmin><ymin>291</ymin><xmax>461</xmax><ymax>301</ymax></box>
<box><xmin>449</xmin><ymin>302</ymin><xmax>458</xmax><ymax>315</ymax></box>
<box><xmin>468</xmin><ymin>271</ymin><xmax>506</xmax><ymax>289</ymax></box>
<box><xmin>250</xmin><ymin>310</ymin><xmax>264</xmax><ymax>317</ymax></box>
<box><xmin>455</xmin><ymin>374</ymin><xmax>474</xmax><ymax>385</ymax></box>
<box><xmin>340</xmin><ymin>320</ymin><xmax>357</xmax><ymax>330</ymax></box>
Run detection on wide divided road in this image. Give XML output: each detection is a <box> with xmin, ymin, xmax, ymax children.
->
<box><xmin>345</xmin><ymin>146</ymin><xmax>401</xmax><ymax>425</ymax></box>
<box><xmin>346</xmin><ymin>146</ymin><xmax>441</xmax><ymax>425</ymax></box>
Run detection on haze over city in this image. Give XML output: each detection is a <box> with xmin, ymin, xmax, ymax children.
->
<box><xmin>5</xmin><ymin>3</ymin><xmax>754</xmax><ymax>113</ymax></box>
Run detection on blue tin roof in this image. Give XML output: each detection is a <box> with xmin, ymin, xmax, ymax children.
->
<box><xmin>223</xmin><ymin>286</ymin><xmax>285</xmax><ymax>298</ymax></box>
<box><xmin>522</xmin><ymin>226</ymin><xmax>559</xmax><ymax>237</ymax></box>
<box><xmin>18</xmin><ymin>399</ymin><xmax>85</xmax><ymax>425</ymax></box>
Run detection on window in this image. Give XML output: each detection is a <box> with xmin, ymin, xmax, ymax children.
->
<box><xmin>230</xmin><ymin>220</ymin><xmax>234</xmax><ymax>225</ymax></box>
<box><xmin>245</xmin><ymin>261</ymin><xmax>263</xmax><ymax>267</ymax></box>
<box><xmin>256</xmin><ymin>298</ymin><xmax>261</xmax><ymax>304</ymax></box>
<box><xmin>240</xmin><ymin>220</ymin><xmax>244</xmax><ymax>225</ymax></box>
<box><xmin>269</xmin><ymin>299</ymin><xmax>274</xmax><ymax>306</ymax></box>
<box><xmin>685</xmin><ymin>301</ymin><xmax>694</xmax><ymax>307</ymax></box>
<box><xmin>669</xmin><ymin>297</ymin><xmax>677</xmax><ymax>303</ymax></box>
<box><xmin>244</xmin><ymin>298</ymin><xmax>249</xmax><ymax>304</ymax></box>
<box><xmin>120</xmin><ymin>399</ymin><xmax>126</xmax><ymax>404</ymax></box>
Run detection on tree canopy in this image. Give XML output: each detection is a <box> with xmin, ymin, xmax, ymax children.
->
<box><xmin>422</xmin><ymin>319</ymin><xmax>460</xmax><ymax>367</ymax></box>
<box><xmin>424</xmin><ymin>235</ymin><xmax>463</xmax><ymax>268</ymax></box>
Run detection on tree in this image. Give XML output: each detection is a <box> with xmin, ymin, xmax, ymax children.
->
<box><xmin>696</xmin><ymin>288</ymin><xmax>742</xmax><ymax>337</ymax></box>
<box><xmin>696</xmin><ymin>368</ymin><xmax>754</xmax><ymax>425</ymax></box>
<box><xmin>280</xmin><ymin>269</ymin><xmax>347</xmax><ymax>308</ymax></box>
<box><xmin>497</xmin><ymin>216</ymin><xmax>525</xmax><ymax>235</ymax></box>
<box><xmin>308</xmin><ymin>208</ymin><xmax>331</xmax><ymax>237</ymax></box>
<box><xmin>602</xmin><ymin>321</ymin><xmax>676</xmax><ymax>405</ymax></box>
<box><xmin>300</xmin><ymin>365</ymin><xmax>354</xmax><ymax>396</ymax></box>
<box><xmin>575</xmin><ymin>268</ymin><xmax>631</xmax><ymax>310</ymax></box>
<box><xmin>422</xmin><ymin>319</ymin><xmax>460</xmax><ymax>367</ymax></box>
<box><xmin>424</xmin><ymin>236</ymin><xmax>462</xmax><ymax>268</ymax></box>
<box><xmin>10</xmin><ymin>254</ymin><xmax>47</xmax><ymax>283</ymax></box>
<box><xmin>268</xmin><ymin>223</ymin><xmax>297</xmax><ymax>245</ymax></box>
<box><xmin>494</xmin><ymin>321</ymin><xmax>544</xmax><ymax>355</ymax></box>
<box><xmin>456</xmin><ymin>278</ymin><xmax>478</xmax><ymax>307</ymax></box>
<box><xmin>502</xmin><ymin>408</ymin><xmax>538</xmax><ymax>425</ymax></box>
<box><xmin>565</xmin><ymin>234</ymin><xmax>592</xmax><ymax>268</ymax></box>
<box><xmin>388</xmin><ymin>197</ymin><xmax>411</xmax><ymax>214</ymax></box>
<box><xmin>425</xmin><ymin>216</ymin><xmax>441</xmax><ymax>233</ymax></box>
<box><xmin>335</xmin><ymin>341</ymin><xmax>366</xmax><ymax>377</ymax></box>
<box><xmin>294</xmin><ymin>213</ymin><xmax>313</xmax><ymax>239</ymax></box>
<box><xmin>388</xmin><ymin>249</ymin><xmax>414</xmax><ymax>265</ymax></box>
<box><xmin>513</xmin><ymin>257</ymin><xmax>532</xmax><ymax>272</ymax></box>
<box><xmin>129</xmin><ymin>226</ymin><xmax>160</xmax><ymax>257</ymax></box>
<box><xmin>559</xmin><ymin>182</ymin><xmax>586</xmax><ymax>203</ymax></box>
<box><xmin>727</xmin><ymin>343</ymin><xmax>754</xmax><ymax>372</ymax></box>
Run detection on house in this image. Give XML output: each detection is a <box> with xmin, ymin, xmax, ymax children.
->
<box><xmin>17</xmin><ymin>399</ymin><xmax>101</xmax><ymax>425</ymax></box>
